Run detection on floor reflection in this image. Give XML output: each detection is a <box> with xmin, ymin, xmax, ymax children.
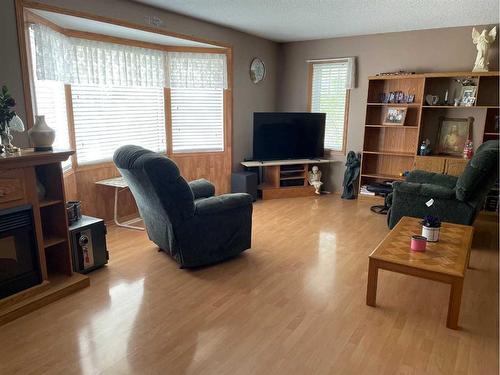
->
<box><xmin>77</xmin><ymin>278</ymin><xmax>145</xmax><ymax>374</ymax></box>
<box><xmin>305</xmin><ymin>230</ymin><xmax>337</xmax><ymax>299</ymax></box>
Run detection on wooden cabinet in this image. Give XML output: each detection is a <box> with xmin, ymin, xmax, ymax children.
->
<box><xmin>359</xmin><ymin>76</ymin><xmax>424</xmax><ymax>192</ymax></box>
<box><xmin>0</xmin><ymin>169</ymin><xmax>26</xmax><ymax>206</ymax></box>
<box><xmin>414</xmin><ymin>156</ymin><xmax>445</xmax><ymax>174</ymax></box>
<box><xmin>241</xmin><ymin>159</ymin><xmax>334</xmax><ymax>200</ymax></box>
<box><xmin>0</xmin><ymin>150</ymin><xmax>89</xmax><ymax>326</ymax></box>
<box><xmin>414</xmin><ymin>156</ymin><xmax>467</xmax><ymax>176</ymax></box>
<box><xmin>444</xmin><ymin>158</ymin><xmax>468</xmax><ymax>176</ymax></box>
<box><xmin>359</xmin><ymin>71</ymin><xmax>498</xmax><ymax>197</ymax></box>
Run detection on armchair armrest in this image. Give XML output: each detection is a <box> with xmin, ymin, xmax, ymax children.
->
<box><xmin>393</xmin><ymin>181</ymin><xmax>456</xmax><ymax>199</ymax></box>
<box><xmin>406</xmin><ymin>170</ymin><xmax>458</xmax><ymax>189</ymax></box>
<box><xmin>189</xmin><ymin>179</ymin><xmax>215</xmax><ymax>199</ymax></box>
<box><xmin>195</xmin><ymin>193</ymin><xmax>252</xmax><ymax>216</ymax></box>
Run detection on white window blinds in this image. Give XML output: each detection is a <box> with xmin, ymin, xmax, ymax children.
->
<box><xmin>171</xmin><ymin>88</ymin><xmax>224</xmax><ymax>152</ymax></box>
<box><xmin>30</xmin><ymin>28</ymin><xmax>72</xmax><ymax>170</ymax></box>
<box><xmin>32</xmin><ymin>80</ymin><xmax>72</xmax><ymax>170</ymax></box>
<box><xmin>310</xmin><ymin>60</ymin><xmax>350</xmax><ymax>152</ymax></box>
<box><xmin>71</xmin><ymin>85</ymin><xmax>165</xmax><ymax>165</ymax></box>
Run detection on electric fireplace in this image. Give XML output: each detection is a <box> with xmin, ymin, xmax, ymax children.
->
<box><xmin>0</xmin><ymin>205</ymin><xmax>41</xmax><ymax>299</ymax></box>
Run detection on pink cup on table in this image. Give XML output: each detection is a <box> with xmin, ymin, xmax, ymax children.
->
<box><xmin>410</xmin><ymin>235</ymin><xmax>427</xmax><ymax>252</ymax></box>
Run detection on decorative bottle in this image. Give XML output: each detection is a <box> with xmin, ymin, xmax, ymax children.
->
<box><xmin>29</xmin><ymin>115</ymin><xmax>55</xmax><ymax>151</ymax></box>
<box><xmin>463</xmin><ymin>139</ymin><xmax>474</xmax><ymax>159</ymax></box>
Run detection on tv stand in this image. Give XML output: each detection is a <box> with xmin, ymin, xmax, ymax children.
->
<box><xmin>241</xmin><ymin>158</ymin><xmax>336</xmax><ymax>199</ymax></box>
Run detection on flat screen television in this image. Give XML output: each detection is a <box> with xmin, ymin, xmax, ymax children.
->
<box><xmin>253</xmin><ymin>112</ymin><xmax>325</xmax><ymax>161</ymax></box>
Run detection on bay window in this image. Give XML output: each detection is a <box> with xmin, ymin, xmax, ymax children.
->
<box><xmin>28</xmin><ymin>23</ymin><xmax>227</xmax><ymax>167</ymax></box>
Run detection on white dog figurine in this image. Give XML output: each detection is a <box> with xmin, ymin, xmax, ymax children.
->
<box><xmin>308</xmin><ymin>166</ymin><xmax>323</xmax><ymax>195</ymax></box>
<box><xmin>472</xmin><ymin>26</ymin><xmax>496</xmax><ymax>72</ymax></box>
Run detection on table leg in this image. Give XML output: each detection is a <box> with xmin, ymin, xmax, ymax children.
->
<box><xmin>113</xmin><ymin>187</ymin><xmax>144</xmax><ymax>231</ymax></box>
<box><xmin>446</xmin><ymin>278</ymin><xmax>464</xmax><ymax>329</ymax></box>
<box><xmin>113</xmin><ymin>187</ymin><xmax>119</xmax><ymax>226</ymax></box>
<box><xmin>366</xmin><ymin>258</ymin><xmax>379</xmax><ymax>307</ymax></box>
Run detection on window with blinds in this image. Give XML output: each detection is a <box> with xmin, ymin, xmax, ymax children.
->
<box><xmin>171</xmin><ymin>87</ymin><xmax>224</xmax><ymax>153</ymax></box>
<box><xmin>71</xmin><ymin>85</ymin><xmax>165</xmax><ymax>165</ymax></box>
<box><xmin>30</xmin><ymin>27</ymin><xmax>72</xmax><ymax>170</ymax></box>
<box><xmin>310</xmin><ymin>61</ymin><xmax>350</xmax><ymax>152</ymax></box>
<box><xmin>32</xmin><ymin>80</ymin><xmax>72</xmax><ymax>170</ymax></box>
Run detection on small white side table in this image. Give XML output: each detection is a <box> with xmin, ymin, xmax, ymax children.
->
<box><xmin>95</xmin><ymin>176</ymin><xmax>144</xmax><ymax>231</ymax></box>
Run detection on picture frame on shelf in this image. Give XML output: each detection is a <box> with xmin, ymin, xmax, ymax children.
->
<box><xmin>383</xmin><ymin>107</ymin><xmax>407</xmax><ymax>125</ymax></box>
<box><xmin>459</xmin><ymin>85</ymin><xmax>477</xmax><ymax>106</ymax></box>
<box><xmin>436</xmin><ymin>117</ymin><xmax>473</xmax><ymax>156</ymax></box>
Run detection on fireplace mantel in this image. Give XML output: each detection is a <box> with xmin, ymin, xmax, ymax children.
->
<box><xmin>0</xmin><ymin>149</ymin><xmax>89</xmax><ymax>325</ymax></box>
<box><xmin>0</xmin><ymin>149</ymin><xmax>73</xmax><ymax>167</ymax></box>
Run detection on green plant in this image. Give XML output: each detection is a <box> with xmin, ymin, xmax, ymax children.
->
<box><xmin>0</xmin><ymin>86</ymin><xmax>16</xmax><ymax>133</ymax></box>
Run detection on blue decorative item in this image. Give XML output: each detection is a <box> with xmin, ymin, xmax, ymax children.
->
<box><xmin>419</xmin><ymin>139</ymin><xmax>432</xmax><ymax>156</ymax></box>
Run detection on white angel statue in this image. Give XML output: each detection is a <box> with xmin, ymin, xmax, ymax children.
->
<box><xmin>308</xmin><ymin>165</ymin><xmax>322</xmax><ymax>195</ymax></box>
<box><xmin>472</xmin><ymin>26</ymin><xmax>496</xmax><ymax>72</ymax></box>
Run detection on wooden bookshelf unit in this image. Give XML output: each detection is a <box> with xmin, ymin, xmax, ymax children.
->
<box><xmin>359</xmin><ymin>71</ymin><xmax>500</xmax><ymax>198</ymax></box>
<box><xmin>0</xmin><ymin>149</ymin><xmax>89</xmax><ymax>325</ymax></box>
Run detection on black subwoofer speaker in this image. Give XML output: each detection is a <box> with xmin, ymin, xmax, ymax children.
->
<box><xmin>231</xmin><ymin>172</ymin><xmax>258</xmax><ymax>201</ymax></box>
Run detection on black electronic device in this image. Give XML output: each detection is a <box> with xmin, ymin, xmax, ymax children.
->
<box><xmin>252</xmin><ymin>112</ymin><xmax>325</xmax><ymax>161</ymax></box>
<box><xmin>69</xmin><ymin>215</ymin><xmax>108</xmax><ymax>274</ymax></box>
<box><xmin>231</xmin><ymin>172</ymin><xmax>258</xmax><ymax>201</ymax></box>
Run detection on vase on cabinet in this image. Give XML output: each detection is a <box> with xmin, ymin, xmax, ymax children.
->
<box><xmin>29</xmin><ymin>115</ymin><xmax>55</xmax><ymax>151</ymax></box>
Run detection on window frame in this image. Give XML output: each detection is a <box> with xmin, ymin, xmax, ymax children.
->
<box><xmin>307</xmin><ymin>60</ymin><xmax>351</xmax><ymax>156</ymax></box>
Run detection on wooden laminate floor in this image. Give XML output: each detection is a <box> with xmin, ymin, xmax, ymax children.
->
<box><xmin>0</xmin><ymin>197</ymin><xmax>498</xmax><ymax>374</ymax></box>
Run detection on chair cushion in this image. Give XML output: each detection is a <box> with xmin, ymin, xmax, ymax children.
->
<box><xmin>456</xmin><ymin>140</ymin><xmax>499</xmax><ymax>201</ymax></box>
<box><xmin>189</xmin><ymin>179</ymin><xmax>215</xmax><ymax>199</ymax></box>
<box><xmin>394</xmin><ymin>181</ymin><xmax>456</xmax><ymax>199</ymax></box>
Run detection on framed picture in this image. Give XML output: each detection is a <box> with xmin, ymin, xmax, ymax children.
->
<box><xmin>436</xmin><ymin>117</ymin><xmax>473</xmax><ymax>156</ymax></box>
<box><xmin>383</xmin><ymin>107</ymin><xmax>407</xmax><ymax>125</ymax></box>
<box><xmin>460</xmin><ymin>85</ymin><xmax>477</xmax><ymax>106</ymax></box>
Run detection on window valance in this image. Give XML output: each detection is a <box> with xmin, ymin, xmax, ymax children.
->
<box><xmin>167</xmin><ymin>52</ymin><xmax>227</xmax><ymax>89</ymax></box>
<box><xmin>30</xmin><ymin>24</ymin><xmax>227</xmax><ymax>89</ymax></box>
<box><xmin>306</xmin><ymin>57</ymin><xmax>356</xmax><ymax>89</ymax></box>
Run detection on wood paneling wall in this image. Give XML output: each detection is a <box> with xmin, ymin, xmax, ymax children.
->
<box><xmin>63</xmin><ymin>170</ymin><xmax>78</xmax><ymax>201</ymax></box>
<box><xmin>63</xmin><ymin>154</ymin><xmax>230</xmax><ymax>222</ymax></box>
<box><xmin>63</xmin><ymin>164</ymin><xmax>136</xmax><ymax>221</ymax></box>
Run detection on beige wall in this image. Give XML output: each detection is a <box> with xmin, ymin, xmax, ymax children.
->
<box><xmin>1</xmin><ymin>0</ymin><xmax>30</xmax><ymax>147</ymax></box>
<box><xmin>2</xmin><ymin>1</ymin><xmax>499</xmax><ymax>192</ymax></box>
<box><xmin>277</xmin><ymin>25</ymin><xmax>499</xmax><ymax>192</ymax></box>
<box><xmin>0</xmin><ymin>0</ymin><xmax>279</xmax><ymax>168</ymax></box>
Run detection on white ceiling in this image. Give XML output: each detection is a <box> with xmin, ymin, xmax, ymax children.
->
<box><xmin>134</xmin><ymin>0</ymin><xmax>499</xmax><ymax>42</ymax></box>
<box><xmin>31</xmin><ymin>9</ymin><xmax>222</xmax><ymax>48</ymax></box>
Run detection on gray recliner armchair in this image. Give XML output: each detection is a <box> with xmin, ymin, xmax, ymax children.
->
<box><xmin>387</xmin><ymin>140</ymin><xmax>499</xmax><ymax>228</ymax></box>
<box><xmin>113</xmin><ymin>145</ymin><xmax>253</xmax><ymax>268</ymax></box>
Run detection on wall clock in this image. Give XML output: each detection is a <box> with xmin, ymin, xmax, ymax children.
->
<box><xmin>250</xmin><ymin>57</ymin><xmax>266</xmax><ymax>84</ymax></box>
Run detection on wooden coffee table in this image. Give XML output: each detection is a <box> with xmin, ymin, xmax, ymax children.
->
<box><xmin>366</xmin><ymin>216</ymin><xmax>473</xmax><ymax>329</ymax></box>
